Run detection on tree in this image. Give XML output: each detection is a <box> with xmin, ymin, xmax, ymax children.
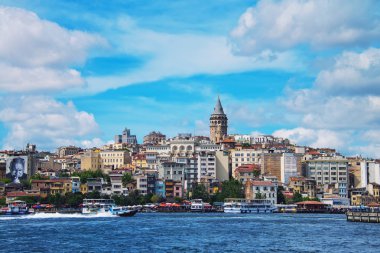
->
<box><xmin>255</xmin><ymin>192</ymin><xmax>265</xmax><ymax>199</ymax></box>
<box><xmin>292</xmin><ymin>192</ymin><xmax>303</xmax><ymax>203</ymax></box>
<box><xmin>213</xmin><ymin>179</ymin><xmax>244</xmax><ymax>202</ymax></box>
<box><xmin>86</xmin><ymin>191</ymin><xmax>101</xmax><ymax>199</ymax></box>
<box><xmin>253</xmin><ymin>170</ymin><xmax>260</xmax><ymax>178</ymax></box>
<box><xmin>0</xmin><ymin>178</ymin><xmax>11</xmax><ymax>184</ymax></box>
<box><xmin>122</xmin><ymin>173</ymin><xmax>135</xmax><ymax>187</ymax></box>
<box><xmin>16</xmin><ymin>196</ymin><xmax>39</xmax><ymax>205</ymax></box>
<box><xmin>150</xmin><ymin>194</ymin><xmax>161</xmax><ymax>203</ymax></box>
<box><xmin>65</xmin><ymin>192</ymin><xmax>84</xmax><ymax>207</ymax></box>
<box><xmin>277</xmin><ymin>186</ymin><xmax>286</xmax><ymax>204</ymax></box>
<box><xmin>191</xmin><ymin>184</ymin><xmax>210</xmax><ymax>202</ymax></box>
<box><xmin>0</xmin><ymin>198</ymin><xmax>6</xmax><ymax>206</ymax></box>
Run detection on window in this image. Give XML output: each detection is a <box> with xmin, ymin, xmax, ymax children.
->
<box><xmin>167</xmin><ymin>171</ymin><xmax>170</xmax><ymax>175</ymax></box>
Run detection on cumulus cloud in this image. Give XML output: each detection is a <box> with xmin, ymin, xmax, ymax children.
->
<box><xmin>0</xmin><ymin>7</ymin><xmax>105</xmax><ymax>92</ymax></box>
<box><xmin>276</xmin><ymin>47</ymin><xmax>380</xmax><ymax>157</ymax></box>
<box><xmin>230</xmin><ymin>0</ymin><xmax>380</xmax><ymax>54</ymax></box>
<box><xmin>315</xmin><ymin>48</ymin><xmax>380</xmax><ymax>95</ymax></box>
<box><xmin>273</xmin><ymin>128</ymin><xmax>349</xmax><ymax>149</ymax></box>
<box><xmin>0</xmin><ymin>96</ymin><xmax>101</xmax><ymax>150</ymax></box>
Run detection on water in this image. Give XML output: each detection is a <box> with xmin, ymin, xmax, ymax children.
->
<box><xmin>0</xmin><ymin>213</ymin><xmax>379</xmax><ymax>252</ymax></box>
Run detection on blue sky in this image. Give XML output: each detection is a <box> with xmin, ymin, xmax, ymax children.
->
<box><xmin>0</xmin><ymin>0</ymin><xmax>380</xmax><ymax>158</ymax></box>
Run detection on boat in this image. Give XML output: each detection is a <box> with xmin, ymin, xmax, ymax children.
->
<box><xmin>223</xmin><ymin>198</ymin><xmax>276</xmax><ymax>213</ymax></box>
<box><xmin>82</xmin><ymin>199</ymin><xmax>117</xmax><ymax>215</ymax></box>
<box><xmin>0</xmin><ymin>200</ymin><xmax>33</xmax><ymax>215</ymax></box>
<box><xmin>82</xmin><ymin>199</ymin><xmax>137</xmax><ymax>217</ymax></box>
<box><xmin>190</xmin><ymin>199</ymin><xmax>205</xmax><ymax>212</ymax></box>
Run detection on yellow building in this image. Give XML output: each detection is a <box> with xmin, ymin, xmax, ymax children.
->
<box><xmin>132</xmin><ymin>154</ymin><xmax>148</xmax><ymax>170</ymax></box>
<box><xmin>80</xmin><ymin>150</ymin><xmax>101</xmax><ymax>171</ymax></box>
<box><xmin>31</xmin><ymin>179</ymin><xmax>72</xmax><ymax>197</ymax></box>
<box><xmin>100</xmin><ymin>150</ymin><xmax>131</xmax><ymax>170</ymax></box>
<box><xmin>80</xmin><ymin>183</ymin><xmax>88</xmax><ymax>194</ymax></box>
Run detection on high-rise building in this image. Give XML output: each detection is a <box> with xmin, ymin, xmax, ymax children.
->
<box><xmin>114</xmin><ymin>128</ymin><xmax>137</xmax><ymax>145</ymax></box>
<box><xmin>210</xmin><ymin>96</ymin><xmax>228</xmax><ymax>143</ymax></box>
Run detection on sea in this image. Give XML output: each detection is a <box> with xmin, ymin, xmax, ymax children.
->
<box><xmin>1</xmin><ymin>212</ymin><xmax>379</xmax><ymax>252</ymax></box>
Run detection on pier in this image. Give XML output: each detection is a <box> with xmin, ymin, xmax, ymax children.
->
<box><xmin>346</xmin><ymin>211</ymin><xmax>380</xmax><ymax>223</ymax></box>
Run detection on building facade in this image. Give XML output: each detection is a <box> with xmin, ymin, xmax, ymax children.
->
<box><xmin>210</xmin><ymin>97</ymin><xmax>228</xmax><ymax>143</ymax></box>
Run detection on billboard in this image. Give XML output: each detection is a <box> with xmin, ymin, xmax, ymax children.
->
<box><xmin>6</xmin><ymin>156</ymin><xmax>28</xmax><ymax>183</ymax></box>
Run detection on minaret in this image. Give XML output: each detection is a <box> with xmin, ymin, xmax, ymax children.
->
<box><xmin>210</xmin><ymin>96</ymin><xmax>228</xmax><ymax>143</ymax></box>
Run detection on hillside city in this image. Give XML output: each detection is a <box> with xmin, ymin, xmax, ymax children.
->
<box><xmin>0</xmin><ymin>97</ymin><xmax>377</xmax><ymax>208</ymax></box>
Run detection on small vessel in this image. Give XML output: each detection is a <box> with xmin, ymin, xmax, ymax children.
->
<box><xmin>223</xmin><ymin>198</ymin><xmax>276</xmax><ymax>213</ymax></box>
<box><xmin>82</xmin><ymin>199</ymin><xmax>137</xmax><ymax>217</ymax></box>
<box><xmin>0</xmin><ymin>200</ymin><xmax>32</xmax><ymax>215</ymax></box>
<box><xmin>82</xmin><ymin>199</ymin><xmax>116</xmax><ymax>215</ymax></box>
<box><xmin>190</xmin><ymin>199</ymin><xmax>205</xmax><ymax>212</ymax></box>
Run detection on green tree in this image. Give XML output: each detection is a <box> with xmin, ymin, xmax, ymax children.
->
<box><xmin>65</xmin><ymin>192</ymin><xmax>84</xmax><ymax>207</ymax></box>
<box><xmin>86</xmin><ymin>191</ymin><xmax>101</xmax><ymax>199</ymax></box>
<box><xmin>255</xmin><ymin>192</ymin><xmax>265</xmax><ymax>199</ymax></box>
<box><xmin>213</xmin><ymin>179</ymin><xmax>244</xmax><ymax>202</ymax></box>
<box><xmin>253</xmin><ymin>170</ymin><xmax>260</xmax><ymax>177</ymax></box>
<box><xmin>277</xmin><ymin>186</ymin><xmax>286</xmax><ymax>204</ymax></box>
<box><xmin>150</xmin><ymin>194</ymin><xmax>161</xmax><ymax>203</ymax></box>
<box><xmin>292</xmin><ymin>192</ymin><xmax>303</xmax><ymax>203</ymax></box>
<box><xmin>30</xmin><ymin>174</ymin><xmax>49</xmax><ymax>180</ymax></box>
<box><xmin>0</xmin><ymin>178</ymin><xmax>11</xmax><ymax>184</ymax></box>
<box><xmin>122</xmin><ymin>173</ymin><xmax>134</xmax><ymax>187</ymax></box>
<box><xmin>16</xmin><ymin>196</ymin><xmax>39</xmax><ymax>205</ymax></box>
<box><xmin>0</xmin><ymin>198</ymin><xmax>6</xmax><ymax>206</ymax></box>
<box><xmin>191</xmin><ymin>184</ymin><xmax>210</xmax><ymax>202</ymax></box>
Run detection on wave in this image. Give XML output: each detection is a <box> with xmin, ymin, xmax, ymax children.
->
<box><xmin>0</xmin><ymin>212</ymin><xmax>117</xmax><ymax>220</ymax></box>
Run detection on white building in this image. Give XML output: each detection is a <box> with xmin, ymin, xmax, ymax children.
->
<box><xmin>360</xmin><ymin>161</ymin><xmax>380</xmax><ymax>188</ymax></box>
<box><xmin>305</xmin><ymin>157</ymin><xmax>349</xmax><ymax>198</ymax></box>
<box><xmin>245</xmin><ymin>180</ymin><xmax>278</xmax><ymax>205</ymax></box>
<box><xmin>281</xmin><ymin>153</ymin><xmax>300</xmax><ymax>184</ymax></box>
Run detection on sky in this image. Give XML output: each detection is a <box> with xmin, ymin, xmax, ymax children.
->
<box><xmin>0</xmin><ymin>0</ymin><xmax>380</xmax><ymax>158</ymax></box>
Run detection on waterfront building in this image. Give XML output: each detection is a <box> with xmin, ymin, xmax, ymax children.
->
<box><xmin>86</xmin><ymin>178</ymin><xmax>103</xmax><ymax>193</ymax></box>
<box><xmin>348</xmin><ymin>157</ymin><xmax>363</xmax><ymax>188</ymax></box>
<box><xmin>134</xmin><ymin>174</ymin><xmax>148</xmax><ymax>195</ymax></box>
<box><xmin>31</xmin><ymin>179</ymin><xmax>72</xmax><ymax>197</ymax></box>
<box><xmin>304</xmin><ymin>157</ymin><xmax>349</xmax><ymax>198</ymax></box>
<box><xmin>71</xmin><ymin>177</ymin><xmax>81</xmax><ymax>193</ymax></box>
<box><xmin>234</xmin><ymin>164</ymin><xmax>261</xmax><ymax>184</ymax></box>
<box><xmin>231</xmin><ymin>147</ymin><xmax>267</xmax><ymax>177</ymax></box>
<box><xmin>173</xmin><ymin>182</ymin><xmax>183</xmax><ymax>198</ymax></box>
<box><xmin>360</xmin><ymin>160</ymin><xmax>380</xmax><ymax>188</ymax></box>
<box><xmin>215</xmin><ymin>150</ymin><xmax>230</xmax><ymax>182</ymax></box>
<box><xmin>109</xmin><ymin>170</ymin><xmax>129</xmax><ymax>195</ymax></box>
<box><xmin>164</xmin><ymin>179</ymin><xmax>175</xmax><ymax>199</ymax></box>
<box><xmin>155</xmin><ymin>179</ymin><xmax>165</xmax><ymax>197</ymax></box>
<box><xmin>114</xmin><ymin>127</ymin><xmax>138</xmax><ymax>145</ymax></box>
<box><xmin>245</xmin><ymin>179</ymin><xmax>278</xmax><ymax>205</ymax></box>
<box><xmin>261</xmin><ymin>152</ymin><xmax>302</xmax><ymax>184</ymax></box>
<box><xmin>288</xmin><ymin>177</ymin><xmax>316</xmax><ymax>198</ymax></box>
<box><xmin>210</xmin><ymin>96</ymin><xmax>228</xmax><ymax>144</ymax></box>
<box><xmin>159</xmin><ymin>162</ymin><xmax>185</xmax><ymax>182</ymax></box>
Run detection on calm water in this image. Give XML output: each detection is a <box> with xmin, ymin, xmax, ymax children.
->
<box><xmin>0</xmin><ymin>212</ymin><xmax>379</xmax><ymax>252</ymax></box>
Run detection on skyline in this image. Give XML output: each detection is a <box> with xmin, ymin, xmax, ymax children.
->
<box><xmin>0</xmin><ymin>0</ymin><xmax>380</xmax><ymax>157</ymax></box>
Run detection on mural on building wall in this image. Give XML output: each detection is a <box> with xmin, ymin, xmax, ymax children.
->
<box><xmin>6</xmin><ymin>156</ymin><xmax>28</xmax><ymax>183</ymax></box>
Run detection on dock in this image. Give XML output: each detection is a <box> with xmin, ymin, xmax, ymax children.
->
<box><xmin>346</xmin><ymin>211</ymin><xmax>380</xmax><ymax>223</ymax></box>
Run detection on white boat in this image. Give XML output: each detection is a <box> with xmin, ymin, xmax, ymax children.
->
<box><xmin>0</xmin><ymin>200</ymin><xmax>32</xmax><ymax>216</ymax></box>
<box><xmin>223</xmin><ymin>198</ymin><xmax>276</xmax><ymax>213</ymax></box>
<box><xmin>82</xmin><ymin>199</ymin><xmax>137</xmax><ymax>217</ymax></box>
<box><xmin>190</xmin><ymin>199</ymin><xmax>204</xmax><ymax>212</ymax></box>
<box><xmin>82</xmin><ymin>199</ymin><xmax>116</xmax><ymax>214</ymax></box>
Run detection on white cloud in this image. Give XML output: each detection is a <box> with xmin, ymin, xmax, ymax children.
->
<box><xmin>230</xmin><ymin>0</ymin><xmax>380</xmax><ymax>54</ymax></box>
<box><xmin>69</xmin><ymin>17</ymin><xmax>303</xmax><ymax>95</ymax></box>
<box><xmin>0</xmin><ymin>96</ymin><xmax>101</xmax><ymax>150</ymax></box>
<box><xmin>0</xmin><ymin>7</ymin><xmax>105</xmax><ymax>92</ymax></box>
<box><xmin>315</xmin><ymin>48</ymin><xmax>380</xmax><ymax>95</ymax></box>
<box><xmin>273</xmin><ymin>127</ymin><xmax>349</xmax><ymax>149</ymax></box>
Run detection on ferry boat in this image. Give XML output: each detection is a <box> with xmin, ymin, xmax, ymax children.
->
<box><xmin>223</xmin><ymin>198</ymin><xmax>276</xmax><ymax>213</ymax></box>
<box><xmin>82</xmin><ymin>199</ymin><xmax>137</xmax><ymax>217</ymax></box>
<box><xmin>82</xmin><ymin>199</ymin><xmax>117</xmax><ymax>214</ymax></box>
<box><xmin>0</xmin><ymin>200</ymin><xmax>32</xmax><ymax>215</ymax></box>
<box><xmin>190</xmin><ymin>199</ymin><xmax>205</xmax><ymax>212</ymax></box>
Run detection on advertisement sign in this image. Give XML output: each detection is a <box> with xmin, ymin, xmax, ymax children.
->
<box><xmin>6</xmin><ymin>156</ymin><xmax>28</xmax><ymax>183</ymax></box>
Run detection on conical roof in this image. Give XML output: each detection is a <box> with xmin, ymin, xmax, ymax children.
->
<box><xmin>213</xmin><ymin>96</ymin><xmax>225</xmax><ymax>115</ymax></box>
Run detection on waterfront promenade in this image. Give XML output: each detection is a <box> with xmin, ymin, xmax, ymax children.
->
<box><xmin>1</xmin><ymin>213</ymin><xmax>380</xmax><ymax>252</ymax></box>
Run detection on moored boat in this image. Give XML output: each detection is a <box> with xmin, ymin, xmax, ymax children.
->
<box><xmin>223</xmin><ymin>198</ymin><xmax>276</xmax><ymax>213</ymax></box>
<box><xmin>0</xmin><ymin>200</ymin><xmax>32</xmax><ymax>216</ymax></box>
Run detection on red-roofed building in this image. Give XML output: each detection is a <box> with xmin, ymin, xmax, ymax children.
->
<box><xmin>245</xmin><ymin>179</ymin><xmax>278</xmax><ymax>205</ymax></box>
<box><xmin>6</xmin><ymin>191</ymin><xmax>40</xmax><ymax>203</ymax></box>
<box><xmin>234</xmin><ymin>164</ymin><xmax>261</xmax><ymax>184</ymax></box>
